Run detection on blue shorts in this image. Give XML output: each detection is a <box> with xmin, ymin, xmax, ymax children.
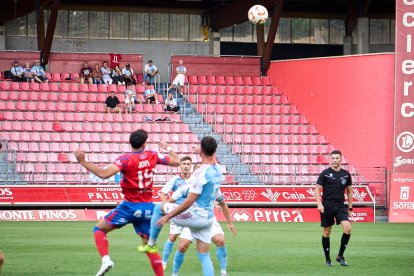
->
<box><xmin>105</xmin><ymin>201</ymin><xmax>154</xmax><ymax>237</ymax></box>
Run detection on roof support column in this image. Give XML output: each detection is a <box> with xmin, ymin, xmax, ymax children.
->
<box><xmin>41</xmin><ymin>0</ymin><xmax>60</xmax><ymax>67</ymax></box>
<box><xmin>263</xmin><ymin>0</ymin><xmax>284</xmax><ymax>74</ymax></box>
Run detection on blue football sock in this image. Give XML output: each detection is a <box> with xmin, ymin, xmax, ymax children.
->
<box><xmin>216</xmin><ymin>246</ymin><xmax>227</xmax><ymax>271</ymax></box>
<box><xmin>148</xmin><ymin>203</ymin><xmax>164</xmax><ymax>246</ymax></box>
<box><xmin>172</xmin><ymin>251</ymin><xmax>186</xmax><ymax>273</ymax></box>
<box><xmin>162</xmin><ymin>239</ymin><xmax>175</xmax><ymax>264</ymax></box>
<box><xmin>197</xmin><ymin>252</ymin><xmax>214</xmax><ymax>276</ymax></box>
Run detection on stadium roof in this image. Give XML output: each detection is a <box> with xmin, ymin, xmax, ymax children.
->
<box><xmin>1</xmin><ymin>0</ymin><xmax>396</xmax><ymax>30</ymax></box>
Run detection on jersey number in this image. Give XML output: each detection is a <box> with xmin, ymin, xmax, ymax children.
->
<box><xmin>137</xmin><ymin>169</ymin><xmax>154</xmax><ymax>189</ymax></box>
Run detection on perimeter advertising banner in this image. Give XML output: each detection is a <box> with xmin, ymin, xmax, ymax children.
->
<box><xmin>389</xmin><ymin>173</ymin><xmax>414</xmax><ymax>222</ymax></box>
<box><xmin>394</xmin><ymin>0</ymin><xmax>414</xmax><ymax>172</ymax></box>
<box><xmin>0</xmin><ymin>207</ymin><xmax>374</xmax><ymax>222</ymax></box>
<box><xmin>0</xmin><ymin>185</ymin><xmax>374</xmax><ymax>206</ymax></box>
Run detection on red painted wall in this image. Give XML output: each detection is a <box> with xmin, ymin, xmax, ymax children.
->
<box><xmin>268</xmin><ymin>54</ymin><xmax>394</xmax><ymax>173</ymax></box>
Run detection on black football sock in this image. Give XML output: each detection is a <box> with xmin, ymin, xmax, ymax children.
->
<box><xmin>322</xmin><ymin>236</ymin><xmax>331</xmax><ymax>261</ymax></box>
<box><xmin>338</xmin><ymin>233</ymin><xmax>351</xmax><ymax>257</ymax></box>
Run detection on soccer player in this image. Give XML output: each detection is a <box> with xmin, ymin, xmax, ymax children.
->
<box><xmin>138</xmin><ymin>136</ymin><xmax>221</xmax><ymax>276</ymax></box>
<box><xmin>75</xmin><ymin>129</ymin><xmax>180</xmax><ymax>276</ymax></box>
<box><xmin>315</xmin><ymin>150</ymin><xmax>353</xmax><ymax>267</ymax></box>
<box><xmin>158</xmin><ymin>156</ymin><xmax>193</xmax><ymax>270</ymax></box>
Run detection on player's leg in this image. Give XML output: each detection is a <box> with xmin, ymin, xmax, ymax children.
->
<box><xmin>138</xmin><ymin>202</ymin><xmax>170</xmax><ymax>251</ymax></box>
<box><xmin>196</xmin><ymin>240</ymin><xmax>214</xmax><ymax>276</ymax></box>
<box><xmin>0</xmin><ymin>250</ymin><xmax>4</xmax><ymax>272</ymax></box>
<box><xmin>320</xmin><ymin>207</ymin><xmax>334</xmax><ymax>266</ymax></box>
<box><xmin>172</xmin><ymin>227</ymin><xmax>193</xmax><ymax>275</ymax></box>
<box><xmin>133</xmin><ymin>202</ymin><xmax>164</xmax><ymax>276</ymax></box>
<box><xmin>94</xmin><ymin>213</ymin><xmax>118</xmax><ymax>276</ymax></box>
<box><xmin>162</xmin><ymin>222</ymin><xmax>182</xmax><ymax>269</ymax></box>
<box><xmin>336</xmin><ymin>209</ymin><xmax>351</xmax><ymax>266</ymax></box>
<box><xmin>191</xmin><ymin>219</ymin><xmax>214</xmax><ymax>276</ymax></box>
<box><xmin>211</xmin><ymin>220</ymin><xmax>227</xmax><ymax>276</ymax></box>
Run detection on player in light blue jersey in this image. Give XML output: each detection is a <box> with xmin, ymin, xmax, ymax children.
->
<box><xmin>158</xmin><ymin>156</ymin><xmax>193</xmax><ymax>270</ymax></box>
<box><xmin>139</xmin><ymin>136</ymin><xmax>221</xmax><ymax>276</ymax></box>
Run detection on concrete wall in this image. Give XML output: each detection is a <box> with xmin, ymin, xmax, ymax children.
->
<box><xmin>5</xmin><ymin>37</ymin><xmax>210</xmax><ymax>82</ymax></box>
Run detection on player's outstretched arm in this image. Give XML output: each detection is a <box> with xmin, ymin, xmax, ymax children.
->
<box><xmin>157</xmin><ymin>192</ymin><xmax>198</xmax><ymax>227</ymax></box>
<box><xmin>315</xmin><ymin>184</ymin><xmax>324</xmax><ymax>213</ymax></box>
<box><xmin>75</xmin><ymin>149</ymin><xmax>120</xmax><ymax>179</ymax></box>
<box><xmin>218</xmin><ymin>199</ymin><xmax>237</xmax><ymax>236</ymax></box>
<box><xmin>159</xmin><ymin>142</ymin><xmax>180</xmax><ymax>166</ymax></box>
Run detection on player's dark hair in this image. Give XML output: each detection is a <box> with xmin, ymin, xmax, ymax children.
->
<box><xmin>130</xmin><ymin>129</ymin><xmax>148</xmax><ymax>149</ymax></box>
<box><xmin>148</xmin><ymin>60</ymin><xmax>153</xmax><ymax>63</ymax></box>
<box><xmin>330</xmin><ymin>150</ymin><xmax>342</xmax><ymax>156</ymax></box>
<box><xmin>180</xmin><ymin>156</ymin><xmax>192</xmax><ymax>163</ymax></box>
<box><xmin>201</xmin><ymin>136</ymin><xmax>217</xmax><ymax>156</ymax></box>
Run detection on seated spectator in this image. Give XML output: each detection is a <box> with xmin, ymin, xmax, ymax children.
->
<box><xmin>125</xmin><ymin>92</ymin><xmax>135</xmax><ymax>114</ymax></box>
<box><xmin>23</xmin><ymin>63</ymin><xmax>33</xmax><ymax>82</ymax></box>
<box><xmin>164</xmin><ymin>93</ymin><xmax>180</xmax><ymax>112</ymax></box>
<box><xmin>166</xmin><ymin>60</ymin><xmax>186</xmax><ymax>95</ymax></box>
<box><xmin>111</xmin><ymin>65</ymin><xmax>125</xmax><ymax>85</ymax></box>
<box><xmin>144</xmin><ymin>84</ymin><xmax>159</xmax><ymax>104</ymax></box>
<box><xmin>101</xmin><ymin>61</ymin><xmax>113</xmax><ymax>86</ymax></box>
<box><xmin>92</xmin><ymin>64</ymin><xmax>103</xmax><ymax>85</ymax></box>
<box><xmin>80</xmin><ymin>61</ymin><xmax>93</xmax><ymax>84</ymax></box>
<box><xmin>122</xmin><ymin>63</ymin><xmax>136</xmax><ymax>86</ymax></box>
<box><xmin>105</xmin><ymin>92</ymin><xmax>122</xmax><ymax>114</ymax></box>
<box><xmin>10</xmin><ymin>60</ymin><xmax>27</xmax><ymax>82</ymax></box>
<box><xmin>31</xmin><ymin>60</ymin><xmax>49</xmax><ymax>83</ymax></box>
<box><xmin>143</xmin><ymin>59</ymin><xmax>158</xmax><ymax>85</ymax></box>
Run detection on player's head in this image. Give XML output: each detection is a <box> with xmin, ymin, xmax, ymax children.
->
<box><xmin>126</xmin><ymin>63</ymin><xmax>130</xmax><ymax>68</ymax></box>
<box><xmin>193</xmin><ymin>163</ymin><xmax>202</xmax><ymax>172</ymax></box>
<box><xmin>130</xmin><ymin>129</ymin><xmax>148</xmax><ymax>150</ymax></box>
<box><xmin>200</xmin><ymin>136</ymin><xmax>217</xmax><ymax>157</ymax></box>
<box><xmin>330</xmin><ymin>150</ymin><xmax>342</xmax><ymax>168</ymax></box>
<box><xmin>14</xmin><ymin>60</ymin><xmax>19</xmax><ymax>66</ymax></box>
<box><xmin>180</xmin><ymin>156</ymin><xmax>192</xmax><ymax>175</ymax></box>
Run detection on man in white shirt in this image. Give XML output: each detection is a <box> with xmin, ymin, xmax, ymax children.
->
<box><xmin>31</xmin><ymin>60</ymin><xmax>49</xmax><ymax>83</ymax></box>
<box><xmin>143</xmin><ymin>60</ymin><xmax>158</xmax><ymax>85</ymax></box>
<box><xmin>166</xmin><ymin>60</ymin><xmax>186</xmax><ymax>95</ymax></box>
<box><xmin>122</xmin><ymin>63</ymin><xmax>136</xmax><ymax>86</ymax></box>
<box><xmin>164</xmin><ymin>93</ymin><xmax>180</xmax><ymax>112</ymax></box>
<box><xmin>11</xmin><ymin>60</ymin><xmax>26</xmax><ymax>82</ymax></box>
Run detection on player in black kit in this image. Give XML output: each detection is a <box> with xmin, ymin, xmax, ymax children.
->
<box><xmin>315</xmin><ymin>150</ymin><xmax>353</xmax><ymax>267</ymax></box>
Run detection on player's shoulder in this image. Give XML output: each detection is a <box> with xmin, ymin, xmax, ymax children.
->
<box><xmin>340</xmin><ymin>168</ymin><xmax>351</xmax><ymax>175</ymax></box>
<box><xmin>319</xmin><ymin>167</ymin><xmax>332</xmax><ymax>175</ymax></box>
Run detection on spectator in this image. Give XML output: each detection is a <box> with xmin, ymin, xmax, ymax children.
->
<box><xmin>125</xmin><ymin>92</ymin><xmax>135</xmax><ymax>114</ymax></box>
<box><xmin>166</xmin><ymin>60</ymin><xmax>186</xmax><ymax>95</ymax></box>
<box><xmin>122</xmin><ymin>63</ymin><xmax>136</xmax><ymax>86</ymax></box>
<box><xmin>92</xmin><ymin>64</ymin><xmax>103</xmax><ymax>85</ymax></box>
<box><xmin>143</xmin><ymin>59</ymin><xmax>158</xmax><ymax>85</ymax></box>
<box><xmin>164</xmin><ymin>93</ymin><xmax>180</xmax><ymax>112</ymax></box>
<box><xmin>111</xmin><ymin>65</ymin><xmax>125</xmax><ymax>85</ymax></box>
<box><xmin>101</xmin><ymin>61</ymin><xmax>113</xmax><ymax>86</ymax></box>
<box><xmin>105</xmin><ymin>92</ymin><xmax>122</xmax><ymax>114</ymax></box>
<box><xmin>10</xmin><ymin>60</ymin><xmax>26</xmax><ymax>82</ymax></box>
<box><xmin>31</xmin><ymin>60</ymin><xmax>49</xmax><ymax>83</ymax></box>
<box><xmin>144</xmin><ymin>83</ymin><xmax>159</xmax><ymax>104</ymax></box>
<box><xmin>80</xmin><ymin>61</ymin><xmax>93</xmax><ymax>84</ymax></box>
<box><xmin>23</xmin><ymin>63</ymin><xmax>33</xmax><ymax>82</ymax></box>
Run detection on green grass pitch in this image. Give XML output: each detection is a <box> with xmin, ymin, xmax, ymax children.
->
<box><xmin>0</xmin><ymin>221</ymin><xmax>413</xmax><ymax>275</ymax></box>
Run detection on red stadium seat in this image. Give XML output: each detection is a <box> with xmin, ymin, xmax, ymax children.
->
<box><xmin>189</xmin><ymin>76</ymin><xmax>198</xmax><ymax>84</ymax></box>
<box><xmin>225</xmin><ymin>76</ymin><xmax>235</xmax><ymax>85</ymax></box>
<box><xmin>52</xmin><ymin>73</ymin><xmax>61</xmax><ymax>81</ymax></box>
<box><xmin>198</xmin><ymin>76</ymin><xmax>207</xmax><ymax>85</ymax></box>
<box><xmin>242</xmin><ymin>76</ymin><xmax>253</xmax><ymax>85</ymax></box>
<box><xmin>207</xmin><ymin>76</ymin><xmax>216</xmax><ymax>85</ymax></box>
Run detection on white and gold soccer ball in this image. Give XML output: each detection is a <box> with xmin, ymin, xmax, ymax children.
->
<box><xmin>248</xmin><ymin>5</ymin><xmax>269</xmax><ymax>25</ymax></box>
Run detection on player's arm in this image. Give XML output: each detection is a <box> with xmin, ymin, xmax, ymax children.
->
<box><xmin>346</xmin><ymin>185</ymin><xmax>353</xmax><ymax>214</ymax></box>
<box><xmin>315</xmin><ymin>184</ymin><xmax>324</xmax><ymax>213</ymax></box>
<box><xmin>75</xmin><ymin>149</ymin><xmax>120</xmax><ymax>179</ymax></box>
<box><xmin>158</xmin><ymin>178</ymin><xmax>175</xmax><ymax>203</ymax></box>
<box><xmin>160</xmin><ymin>192</ymin><xmax>198</xmax><ymax>223</ymax></box>
<box><xmin>217</xmin><ymin>197</ymin><xmax>237</xmax><ymax>236</ymax></box>
<box><xmin>159</xmin><ymin>142</ymin><xmax>180</xmax><ymax>166</ymax></box>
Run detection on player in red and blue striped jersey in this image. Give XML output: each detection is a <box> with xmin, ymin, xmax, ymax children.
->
<box><xmin>75</xmin><ymin>129</ymin><xmax>180</xmax><ymax>276</ymax></box>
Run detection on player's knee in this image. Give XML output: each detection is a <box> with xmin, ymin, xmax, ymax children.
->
<box><xmin>178</xmin><ymin>242</ymin><xmax>190</xmax><ymax>253</ymax></box>
<box><xmin>213</xmin><ymin>237</ymin><xmax>225</xmax><ymax>247</ymax></box>
<box><xmin>343</xmin><ymin>223</ymin><xmax>352</xmax><ymax>234</ymax></box>
<box><xmin>323</xmin><ymin>228</ymin><xmax>331</xmax><ymax>237</ymax></box>
<box><xmin>169</xmin><ymin>235</ymin><xmax>178</xmax><ymax>243</ymax></box>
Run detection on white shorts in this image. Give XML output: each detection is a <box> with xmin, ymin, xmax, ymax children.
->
<box><xmin>172</xmin><ymin>74</ymin><xmax>185</xmax><ymax>86</ymax></box>
<box><xmin>180</xmin><ymin>217</ymin><xmax>224</xmax><ymax>242</ymax></box>
<box><xmin>164</xmin><ymin>203</ymin><xmax>213</xmax><ymax>244</ymax></box>
<box><xmin>169</xmin><ymin>221</ymin><xmax>184</xmax><ymax>235</ymax></box>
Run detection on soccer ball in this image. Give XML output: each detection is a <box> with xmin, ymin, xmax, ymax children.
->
<box><xmin>248</xmin><ymin>5</ymin><xmax>269</xmax><ymax>25</ymax></box>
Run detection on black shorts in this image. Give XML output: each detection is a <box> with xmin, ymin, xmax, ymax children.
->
<box><xmin>320</xmin><ymin>201</ymin><xmax>349</xmax><ymax>227</ymax></box>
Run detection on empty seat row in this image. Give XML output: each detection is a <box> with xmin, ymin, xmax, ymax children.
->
<box><xmin>187</xmin><ymin>75</ymin><xmax>272</xmax><ymax>86</ymax></box>
<box><xmin>233</xmin><ymin>144</ymin><xmax>334</xmax><ymax>155</ymax></box>
<box><xmin>205</xmin><ymin>114</ymin><xmax>310</xmax><ymax>125</ymax></box>
<box><xmin>241</xmin><ymin>153</ymin><xmax>330</xmax><ymax>165</ymax></box>
<box><xmin>1</xmin><ymin>111</ymin><xmax>180</xmax><ymax>123</ymax></box>
<box><xmin>187</xmin><ymin>94</ymin><xmax>288</xmax><ymax>105</ymax></box>
<box><xmin>223</xmin><ymin>132</ymin><xmax>326</xmax><ymax>144</ymax></box>
<box><xmin>0</xmin><ymin>81</ymin><xmax>151</xmax><ymax>93</ymax></box>
<box><xmin>3</xmin><ymin>131</ymin><xmax>199</xmax><ymax>144</ymax></box>
<box><xmin>0</xmin><ymin>91</ymin><xmax>164</xmax><ymax>103</ymax></box>
<box><xmin>194</xmin><ymin>103</ymin><xmax>299</xmax><ymax>115</ymax></box>
<box><xmin>187</xmin><ymin>85</ymin><xmax>279</xmax><ymax>95</ymax></box>
<box><xmin>0</xmin><ymin>101</ymin><xmax>166</xmax><ymax>113</ymax></box>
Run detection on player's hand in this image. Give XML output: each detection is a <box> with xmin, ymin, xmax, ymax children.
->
<box><xmin>156</xmin><ymin>215</ymin><xmax>170</xmax><ymax>227</ymax></box>
<box><xmin>214</xmin><ymin>202</ymin><xmax>222</xmax><ymax>212</ymax></box>
<box><xmin>317</xmin><ymin>203</ymin><xmax>324</xmax><ymax>213</ymax></box>
<box><xmin>228</xmin><ymin>223</ymin><xmax>237</xmax><ymax>236</ymax></box>
<box><xmin>74</xmin><ymin>149</ymin><xmax>86</xmax><ymax>163</ymax></box>
<box><xmin>159</xmin><ymin>142</ymin><xmax>172</xmax><ymax>152</ymax></box>
<box><xmin>348</xmin><ymin>209</ymin><xmax>353</xmax><ymax>216</ymax></box>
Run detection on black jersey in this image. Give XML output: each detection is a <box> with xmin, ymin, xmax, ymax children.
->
<box><xmin>316</xmin><ymin>167</ymin><xmax>352</xmax><ymax>203</ymax></box>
